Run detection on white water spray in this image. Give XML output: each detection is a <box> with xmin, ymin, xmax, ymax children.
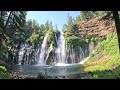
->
<box><xmin>38</xmin><ymin>33</ymin><xmax>49</xmax><ymax>65</ymax></box>
<box><xmin>55</xmin><ymin>32</ymin><xmax>66</xmax><ymax>64</ymax></box>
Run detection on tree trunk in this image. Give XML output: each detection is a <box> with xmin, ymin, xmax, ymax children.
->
<box><xmin>112</xmin><ymin>11</ymin><xmax>120</xmax><ymax>53</ymax></box>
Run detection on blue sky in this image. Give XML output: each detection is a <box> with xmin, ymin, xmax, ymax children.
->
<box><xmin>26</xmin><ymin>11</ymin><xmax>80</xmax><ymax>31</ymax></box>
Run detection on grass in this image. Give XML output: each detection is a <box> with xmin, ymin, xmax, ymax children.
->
<box><xmin>0</xmin><ymin>66</ymin><xmax>13</xmax><ymax>79</ymax></box>
<box><xmin>83</xmin><ymin>32</ymin><xmax>120</xmax><ymax>79</ymax></box>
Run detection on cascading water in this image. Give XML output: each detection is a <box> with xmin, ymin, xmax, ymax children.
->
<box><xmin>55</xmin><ymin>32</ymin><xmax>66</xmax><ymax>64</ymax></box>
<box><xmin>18</xmin><ymin>44</ymin><xmax>29</xmax><ymax>65</ymax></box>
<box><xmin>44</xmin><ymin>43</ymin><xmax>53</xmax><ymax>64</ymax></box>
<box><xmin>37</xmin><ymin>33</ymin><xmax>49</xmax><ymax>65</ymax></box>
<box><xmin>17</xmin><ymin>31</ymin><xmax>97</xmax><ymax>66</ymax></box>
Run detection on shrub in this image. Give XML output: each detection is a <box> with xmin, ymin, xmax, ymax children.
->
<box><xmin>37</xmin><ymin>72</ymin><xmax>51</xmax><ymax>79</ymax></box>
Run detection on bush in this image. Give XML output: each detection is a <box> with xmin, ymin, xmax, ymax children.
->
<box><xmin>0</xmin><ymin>66</ymin><xmax>13</xmax><ymax>79</ymax></box>
<box><xmin>66</xmin><ymin>36</ymin><xmax>80</xmax><ymax>47</ymax></box>
<box><xmin>0</xmin><ymin>66</ymin><xmax>7</xmax><ymax>73</ymax></box>
<box><xmin>37</xmin><ymin>72</ymin><xmax>51</xmax><ymax>79</ymax></box>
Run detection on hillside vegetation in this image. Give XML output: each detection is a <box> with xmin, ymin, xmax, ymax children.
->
<box><xmin>83</xmin><ymin>32</ymin><xmax>120</xmax><ymax>79</ymax></box>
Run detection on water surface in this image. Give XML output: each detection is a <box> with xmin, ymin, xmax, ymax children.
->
<box><xmin>13</xmin><ymin>64</ymin><xmax>84</xmax><ymax>79</ymax></box>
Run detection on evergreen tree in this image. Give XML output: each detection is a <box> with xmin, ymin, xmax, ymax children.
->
<box><xmin>0</xmin><ymin>11</ymin><xmax>27</xmax><ymax>63</ymax></box>
<box><xmin>67</xmin><ymin>14</ymin><xmax>73</xmax><ymax>31</ymax></box>
<box><xmin>45</xmin><ymin>20</ymin><xmax>49</xmax><ymax>31</ymax></box>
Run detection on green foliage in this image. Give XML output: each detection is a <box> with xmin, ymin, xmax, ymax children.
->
<box><xmin>64</xmin><ymin>17</ymin><xmax>81</xmax><ymax>47</ymax></box>
<box><xmin>78</xmin><ymin>11</ymin><xmax>111</xmax><ymax>22</ymax></box>
<box><xmin>0</xmin><ymin>66</ymin><xmax>12</xmax><ymax>79</ymax></box>
<box><xmin>46</xmin><ymin>28</ymin><xmax>60</xmax><ymax>48</ymax></box>
<box><xmin>85</xmin><ymin>65</ymin><xmax>105</xmax><ymax>72</ymax></box>
<box><xmin>0</xmin><ymin>72</ymin><xmax>13</xmax><ymax>79</ymax></box>
<box><xmin>27</xmin><ymin>32</ymin><xmax>41</xmax><ymax>47</ymax></box>
<box><xmin>47</xmin><ymin>29</ymin><xmax>54</xmax><ymax>47</ymax></box>
<box><xmin>90</xmin><ymin>71</ymin><xmax>117</xmax><ymax>79</ymax></box>
<box><xmin>67</xmin><ymin>15</ymin><xmax>74</xmax><ymax>31</ymax></box>
<box><xmin>84</xmin><ymin>54</ymin><xmax>120</xmax><ymax>79</ymax></box>
<box><xmin>84</xmin><ymin>32</ymin><xmax>120</xmax><ymax>79</ymax></box>
<box><xmin>85</xmin><ymin>32</ymin><xmax>119</xmax><ymax>63</ymax></box>
<box><xmin>0</xmin><ymin>11</ymin><xmax>27</xmax><ymax>63</ymax></box>
<box><xmin>0</xmin><ymin>66</ymin><xmax>7</xmax><ymax>72</ymax></box>
<box><xmin>66</xmin><ymin>36</ymin><xmax>80</xmax><ymax>47</ymax></box>
<box><xmin>37</xmin><ymin>72</ymin><xmax>51</xmax><ymax>79</ymax></box>
<box><xmin>75</xmin><ymin>15</ymin><xmax>81</xmax><ymax>23</ymax></box>
<box><xmin>80</xmin><ymin>11</ymin><xmax>96</xmax><ymax>21</ymax></box>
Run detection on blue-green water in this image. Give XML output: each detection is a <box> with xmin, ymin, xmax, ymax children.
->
<box><xmin>13</xmin><ymin>64</ymin><xmax>84</xmax><ymax>79</ymax></box>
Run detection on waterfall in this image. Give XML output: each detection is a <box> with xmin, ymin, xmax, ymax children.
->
<box><xmin>37</xmin><ymin>33</ymin><xmax>49</xmax><ymax>65</ymax></box>
<box><xmin>17</xmin><ymin>31</ymin><xmax>97</xmax><ymax>66</ymax></box>
<box><xmin>34</xmin><ymin>47</ymin><xmax>41</xmax><ymax>64</ymax></box>
<box><xmin>18</xmin><ymin>44</ymin><xmax>26</xmax><ymax>65</ymax></box>
<box><xmin>55</xmin><ymin>32</ymin><xmax>66</xmax><ymax>64</ymax></box>
<box><xmin>89</xmin><ymin>42</ymin><xmax>95</xmax><ymax>54</ymax></box>
<box><xmin>44</xmin><ymin>43</ymin><xmax>53</xmax><ymax>64</ymax></box>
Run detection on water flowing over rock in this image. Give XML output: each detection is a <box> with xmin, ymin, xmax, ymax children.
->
<box><xmin>16</xmin><ymin>31</ymin><xmax>96</xmax><ymax>66</ymax></box>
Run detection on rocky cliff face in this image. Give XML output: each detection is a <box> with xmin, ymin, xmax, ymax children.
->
<box><xmin>76</xmin><ymin>17</ymin><xmax>116</xmax><ymax>39</ymax></box>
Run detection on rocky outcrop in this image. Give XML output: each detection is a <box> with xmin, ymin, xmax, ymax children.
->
<box><xmin>76</xmin><ymin>17</ymin><xmax>116</xmax><ymax>39</ymax></box>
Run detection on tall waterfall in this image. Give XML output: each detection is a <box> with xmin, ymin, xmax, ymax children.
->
<box><xmin>55</xmin><ymin>32</ymin><xmax>66</xmax><ymax>64</ymax></box>
<box><xmin>37</xmin><ymin>33</ymin><xmax>49</xmax><ymax>65</ymax></box>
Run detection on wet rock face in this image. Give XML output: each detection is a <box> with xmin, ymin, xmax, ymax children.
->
<box><xmin>76</xmin><ymin>17</ymin><xmax>115</xmax><ymax>39</ymax></box>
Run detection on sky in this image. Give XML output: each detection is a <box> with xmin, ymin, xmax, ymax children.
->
<box><xmin>26</xmin><ymin>11</ymin><xmax>80</xmax><ymax>31</ymax></box>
